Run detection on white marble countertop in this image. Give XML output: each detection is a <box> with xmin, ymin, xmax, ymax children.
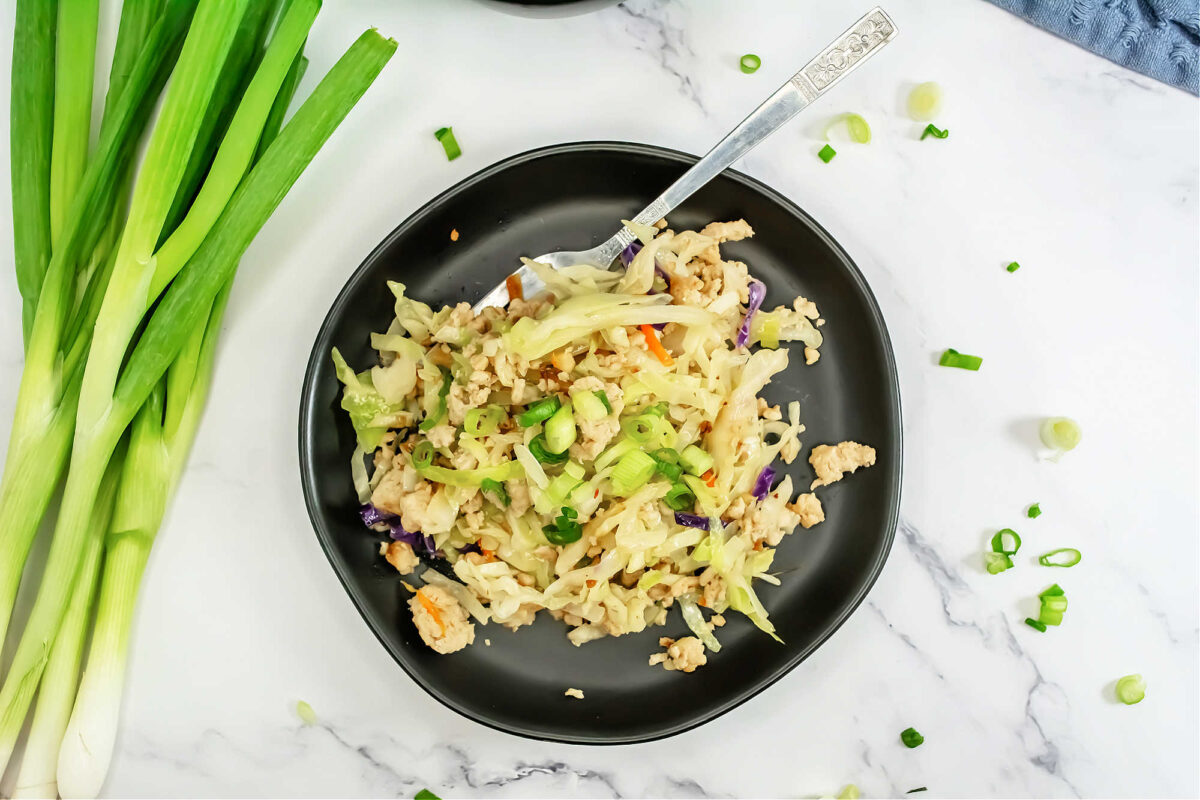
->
<box><xmin>1</xmin><ymin>1</ymin><xmax>1197</xmax><ymax>797</ymax></box>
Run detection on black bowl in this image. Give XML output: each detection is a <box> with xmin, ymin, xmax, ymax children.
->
<box><xmin>299</xmin><ymin>141</ymin><xmax>902</xmax><ymax>744</ymax></box>
<box><xmin>470</xmin><ymin>0</ymin><xmax>621</xmax><ymax>18</ymax></box>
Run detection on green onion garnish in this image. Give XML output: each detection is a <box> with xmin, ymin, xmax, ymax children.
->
<box><xmin>818</xmin><ymin>144</ymin><xmax>837</xmax><ymax>163</ymax></box>
<box><xmin>595</xmin><ymin>390</ymin><xmax>612</xmax><ymax>413</ymax></box>
<box><xmin>418</xmin><ymin>367</ymin><xmax>452</xmax><ymax>431</ymax></box>
<box><xmin>1038</xmin><ymin>548</ymin><xmax>1081</xmax><ymax>568</ymax></box>
<box><xmin>434</xmin><ymin>126</ymin><xmax>460</xmax><ymax>161</ymax></box>
<box><xmin>1115</xmin><ymin>674</ymin><xmax>1145</xmax><ymax>705</ymax></box>
<box><xmin>543</xmin><ymin>401</ymin><xmax>577</xmax><ymax>454</ymax></box>
<box><xmin>985</xmin><ymin>552</ymin><xmax>1013</xmax><ymax>575</ymax></box>
<box><xmin>920</xmin><ymin>124</ymin><xmax>949</xmax><ymax>140</ymax></box>
<box><xmin>611</xmin><ymin>449</ymin><xmax>657</xmax><ymax>496</ymax></box>
<box><xmin>1006</xmin><ymin>261</ymin><xmax>1021</xmax><ymax>273</ymax></box>
<box><xmin>480</xmin><ymin>477</ymin><xmax>510</xmax><ymax>507</ymax></box>
<box><xmin>679</xmin><ymin>445</ymin><xmax>714</xmax><ymax>477</ymax></box>
<box><xmin>296</xmin><ymin>700</ymin><xmax>317</xmax><ymax>725</ymax></box>
<box><xmin>415</xmin><ymin>790</ymin><xmax>442</xmax><ymax>800</ymax></box>
<box><xmin>907</xmin><ymin>81</ymin><xmax>943</xmax><ymax>121</ymax></box>
<box><xmin>517</xmin><ymin>396</ymin><xmax>561</xmax><ymax>427</ymax></box>
<box><xmin>938</xmin><ymin>348</ymin><xmax>982</xmax><ymax>370</ymax></box>
<box><xmin>463</xmin><ymin>404</ymin><xmax>504</xmax><ymax>437</ymax></box>
<box><xmin>1037</xmin><ymin>583</ymin><xmax>1068</xmax><ymax>626</ymax></box>
<box><xmin>571</xmin><ymin>389</ymin><xmax>608</xmax><ymax>421</ymax></box>
<box><xmin>663</xmin><ymin>482</ymin><xmax>697</xmax><ymax>511</ymax></box>
<box><xmin>900</xmin><ymin>727</ymin><xmax>924</xmax><ymax>748</ymax></box>
<box><xmin>543</xmin><ymin>506</ymin><xmax>582</xmax><ymax>545</ymax></box>
<box><xmin>1025</xmin><ymin>617</ymin><xmax>1047</xmax><ymax>632</ymax></box>
<box><xmin>1040</xmin><ymin>417</ymin><xmax>1082</xmax><ymax>453</ymax></box>
<box><xmin>991</xmin><ymin>528</ymin><xmax>1021</xmax><ymax>555</ymax></box>
<box><xmin>528</xmin><ymin>433</ymin><xmax>569</xmax><ymax>465</ymax></box>
<box><xmin>827</xmin><ymin>112</ymin><xmax>872</xmax><ymax>144</ymax></box>
<box><xmin>1027</xmin><ymin>503</ymin><xmax>1042</xmax><ymax>519</ymax></box>
<box><xmin>412</xmin><ymin>441</ymin><xmax>434</xmax><ymax>469</ymax></box>
<box><xmin>739</xmin><ymin>53</ymin><xmax>761</xmax><ymax>74</ymax></box>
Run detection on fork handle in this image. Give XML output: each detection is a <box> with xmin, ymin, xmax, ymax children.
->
<box><xmin>601</xmin><ymin>7</ymin><xmax>898</xmax><ymax>260</ymax></box>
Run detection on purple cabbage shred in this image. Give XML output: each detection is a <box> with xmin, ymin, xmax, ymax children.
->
<box><xmin>359</xmin><ymin>503</ymin><xmax>397</xmax><ymax>527</ymax></box>
<box><xmin>752</xmin><ymin>464</ymin><xmax>776</xmax><ymax>501</ymax></box>
<box><xmin>736</xmin><ymin>280</ymin><xmax>767</xmax><ymax>348</ymax></box>
<box><xmin>619</xmin><ymin>241</ymin><xmax>643</xmax><ymax>267</ymax></box>
<box><xmin>674</xmin><ymin>512</ymin><xmax>710</xmax><ymax>530</ymax></box>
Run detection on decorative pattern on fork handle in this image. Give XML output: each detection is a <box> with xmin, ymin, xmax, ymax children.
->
<box><xmin>791</xmin><ymin>8</ymin><xmax>897</xmax><ymax>101</ymax></box>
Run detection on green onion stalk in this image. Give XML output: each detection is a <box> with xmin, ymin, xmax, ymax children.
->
<box><xmin>48</xmin><ymin>0</ymin><xmax>99</xmax><ymax>250</ymax></box>
<box><xmin>0</xmin><ymin>0</ymin><xmax>195</xmax><ymax>650</ymax></box>
<box><xmin>55</xmin><ymin>28</ymin><xmax>397</xmax><ymax>798</ymax></box>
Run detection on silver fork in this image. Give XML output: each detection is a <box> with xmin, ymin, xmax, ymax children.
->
<box><xmin>474</xmin><ymin>6</ymin><xmax>898</xmax><ymax>311</ymax></box>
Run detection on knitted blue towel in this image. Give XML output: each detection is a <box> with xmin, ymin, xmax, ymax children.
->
<box><xmin>984</xmin><ymin>0</ymin><xmax>1199</xmax><ymax>94</ymax></box>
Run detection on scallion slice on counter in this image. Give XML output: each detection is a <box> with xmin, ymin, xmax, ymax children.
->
<box><xmin>739</xmin><ymin>53</ymin><xmax>762</xmax><ymax>74</ymax></box>
<box><xmin>907</xmin><ymin>81</ymin><xmax>943</xmax><ymax>120</ymax></box>
<box><xmin>1037</xmin><ymin>584</ymin><xmax>1068</xmax><ymax>626</ymax></box>
<box><xmin>826</xmin><ymin>112</ymin><xmax>872</xmax><ymax>144</ymax></box>
<box><xmin>296</xmin><ymin>700</ymin><xmax>317</xmax><ymax>725</ymax></box>
<box><xmin>920</xmin><ymin>124</ymin><xmax>949</xmax><ymax>140</ymax></box>
<box><xmin>938</xmin><ymin>348</ymin><xmax>982</xmax><ymax>370</ymax></box>
<box><xmin>434</xmin><ymin>126</ymin><xmax>461</xmax><ymax>161</ymax></box>
<box><xmin>1038</xmin><ymin>548</ymin><xmax>1081</xmax><ymax>568</ymax></box>
<box><xmin>1040</xmin><ymin>417</ymin><xmax>1082</xmax><ymax>453</ymax></box>
<box><xmin>991</xmin><ymin>528</ymin><xmax>1021</xmax><ymax>555</ymax></box>
<box><xmin>1006</xmin><ymin>261</ymin><xmax>1021</xmax><ymax>273</ymax></box>
<box><xmin>818</xmin><ymin>144</ymin><xmax>837</xmax><ymax>163</ymax></box>
<box><xmin>1025</xmin><ymin>617</ymin><xmax>1047</xmax><ymax>632</ymax></box>
<box><xmin>414</xmin><ymin>790</ymin><xmax>442</xmax><ymax>800</ymax></box>
<box><xmin>1115</xmin><ymin>674</ymin><xmax>1145</xmax><ymax>705</ymax></box>
<box><xmin>900</xmin><ymin>727</ymin><xmax>925</xmax><ymax>748</ymax></box>
<box><xmin>1027</xmin><ymin>503</ymin><xmax>1042</xmax><ymax>519</ymax></box>
<box><xmin>985</xmin><ymin>552</ymin><xmax>1013</xmax><ymax>575</ymax></box>
<box><xmin>838</xmin><ymin>785</ymin><xmax>861</xmax><ymax>800</ymax></box>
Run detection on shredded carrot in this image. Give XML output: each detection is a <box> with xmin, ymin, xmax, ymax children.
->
<box><xmin>698</xmin><ymin>597</ymin><xmax>708</xmax><ymax>607</ymax></box>
<box><xmin>586</xmin><ymin>579</ymin><xmax>597</xmax><ymax>588</ymax></box>
<box><xmin>450</xmin><ymin>228</ymin><xmax>459</xmax><ymax>241</ymax></box>
<box><xmin>416</xmin><ymin>589</ymin><xmax>446</xmax><ymax>635</ymax></box>
<box><xmin>506</xmin><ymin>274</ymin><xmax>523</xmax><ymax>302</ymax></box>
<box><xmin>702</xmin><ymin>469</ymin><xmax>716</xmax><ymax>487</ymax></box>
<box><xmin>639</xmin><ymin>324</ymin><xmax>673</xmax><ymax>366</ymax></box>
<box><xmin>481</xmin><ymin>547</ymin><xmax>496</xmax><ymax>561</ymax></box>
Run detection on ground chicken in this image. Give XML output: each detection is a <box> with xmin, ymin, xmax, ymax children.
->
<box><xmin>809</xmin><ymin>441</ymin><xmax>877</xmax><ymax>489</ymax></box>
<box><xmin>700</xmin><ymin>218</ymin><xmax>754</xmax><ymax>243</ymax></box>
<box><xmin>383</xmin><ymin>541</ymin><xmax>419</xmax><ymax>574</ymax></box>
<box><xmin>648</xmin><ymin>636</ymin><xmax>707</xmax><ymax>673</ymax></box>
<box><xmin>699</xmin><ymin>567</ymin><xmax>726</xmax><ymax>607</ymax></box>
<box><xmin>564</xmin><ymin>688</ymin><xmax>585</xmax><ymax>700</ymax></box>
<box><xmin>789</xmin><ymin>492</ymin><xmax>825</xmax><ymax>529</ymax></box>
<box><xmin>409</xmin><ymin>585</ymin><xmax>475</xmax><ymax>654</ymax></box>
<box><xmin>804</xmin><ymin>346</ymin><xmax>820</xmax><ymax>365</ymax></box>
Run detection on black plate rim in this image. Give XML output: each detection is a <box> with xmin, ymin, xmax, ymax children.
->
<box><xmin>298</xmin><ymin>140</ymin><xmax>903</xmax><ymax>745</ymax></box>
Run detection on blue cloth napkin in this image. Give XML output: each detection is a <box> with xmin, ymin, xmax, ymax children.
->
<box><xmin>984</xmin><ymin>0</ymin><xmax>1199</xmax><ymax>94</ymax></box>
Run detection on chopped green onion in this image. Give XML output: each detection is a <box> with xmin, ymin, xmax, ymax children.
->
<box><xmin>637</xmin><ymin>569</ymin><xmax>663</xmax><ymax>590</ymax></box>
<box><xmin>415</xmin><ymin>790</ymin><xmax>441</xmax><ymax>800</ymax></box>
<box><xmin>528</xmin><ymin>433</ymin><xmax>569</xmax><ymax>465</ymax></box>
<box><xmin>517</xmin><ymin>396</ymin><xmax>560</xmax><ymax>427</ymax></box>
<box><xmin>900</xmin><ymin>727</ymin><xmax>924</xmax><ymax>748</ymax></box>
<box><xmin>572</xmin><ymin>389</ymin><xmax>608</xmax><ymax>421</ymax></box>
<box><xmin>1025</xmin><ymin>617</ymin><xmax>1047</xmax><ymax>632</ymax></box>
<box><xmin>663</xmin><ymin>482</ymin><xmax>696</xmax><ymax>511</ymax></box>
<box><xmin>758</xmin><ymin>315</ymin><xmax>780</xmax><ymax>348</ymax></box>
<box><xmin>1115</xmin><ymin>674</ymin><xmax>1145</xmax><ymax>705</ymax></box>
<box><xmin>650</xmin><ymin>447</ymin><xmax>679</xmax><ymax>464</ymax></box>
<box><xmin>907</xmin><ymin>82</ymin><xmax>943</xmax><ymax>121</ymax></box>
<box><xmin>818</xmin><ymin>144</ymin><xmax>837</xmax><ymax>163</ymax></box>
<box><xmin>595</xmin><ymin>390</ymin><xmax>612</xmax><ymax>413</ymax></box>
<box><xmin>543</xmin><ymin>507</ymin><xmax>582</xmax><ymax>545</ymax></box>
<box><xmin>434</xmin><ymin>126</ymin><xmax>461</xmax><ymax>161</ymax></box>
<box><xmin>838</xmin><ymin>785</ymin><xmax>861</xmax><ymax>800</ymax></box>
<box><xmin>991</xmin><ymin>528</ymin><xmax>1021</xmax><ymax>555</ymax></box>
<box><xmin>1006</xmin><ymin>261</ymin><xmax>1021</xmax><ymax>273</ymax></box>
<box><xmin>650</xmin><ymin>449</ymin><xmax>682</xmax><ymax>481</ymax></box>
<box><xmin>1040</xmin><ymin>583</ymin><xmax>1065</xmax><ymax>597</ymax></box>
<box><xmin>1027</xmin><ymin>502</ymin><xmax>1042</xmax><ymax>519</ymax></box>
<box><xmin>412</xmin><ymin>441</ymin><xmax>434</xmax><ymax>469</ymax></box>
<box><xmin>418</xmin><ymin>367</ymin><xmax>452</xmax><ymax>431</ymax></box>
<box><xmin>611</xmin><ymin>450</ymin><xmax>657</xmax><ymax>496</ymax></box>
<box><xmin>679</xmin><ymin>445</ymin><xmax>714</xmax><ymax>477</ymax></box>
<box><xmin>1040</xmin><ymin>417</ymin><xmax>1082</xmax><ymax>453</ymax></box>
<box><xmin>463</xmin><ymin>404</ymin><xmax>504</xmax><ymax>437</ymax></box>
<box><xmin>739</xmin><ymin>53</ymin><xmax>761</xmax><ymax>74</ymax></box>
<box><xmin>827</xmin><ymin>112</ymin><xmax>871</xmax><ymax>144</ymax></box>
<box><xmin>920</xmin><ymin>124</ymin><xmax>949</xmax><ymax>140</ymax></box>
<box><xmin>296</xmin><ymin>700</ymin><xmax>317</xmax><ymax>725</ymax></box>
<box><xmin>621</xmin><ymin>414</ymin><xmax>659</xmax><ymax>445</ymax></box>
<box><xmin>985</xmin><ymin>552</ymin><xmax>1013</xmax><ymax>575</ymax></box>
<box><xmin>1038</xmin><ymin>548</ymin><xmax>1081</xmax><ymax>568</ymax></box>
<box><xmin>642</xmin><ymin>401</ymin><xmax>670</xmax><ymax>417</ymax></box>
<box><xmin>480</xmin><ymin>478</ymin><xmax>510</xmax><ymax>507</ymax></box>
<box><xmin>543</xmin><ymin>401</ymin><xmax>577</xmax><ymax>454</ymax></box>
<box><xmin>938</xmin><ymin>348</ymin><xmax>982</xmax><ymax>370</ymax></box>
<box><xmin>1037</xmin><ymin>584</ymin><xmax>1068</xmax><ymax>626</ymax></box>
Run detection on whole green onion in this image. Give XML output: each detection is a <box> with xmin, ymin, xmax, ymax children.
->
<box><xmin>1115</xmin><ymin>674</ymin><xmax>1145</xmax><ymax>705</ymax></box>
<box><xmin>1038</xmin><ymin>548</ymin><xmax>1081</xmax><ymax>568</ymax></box>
